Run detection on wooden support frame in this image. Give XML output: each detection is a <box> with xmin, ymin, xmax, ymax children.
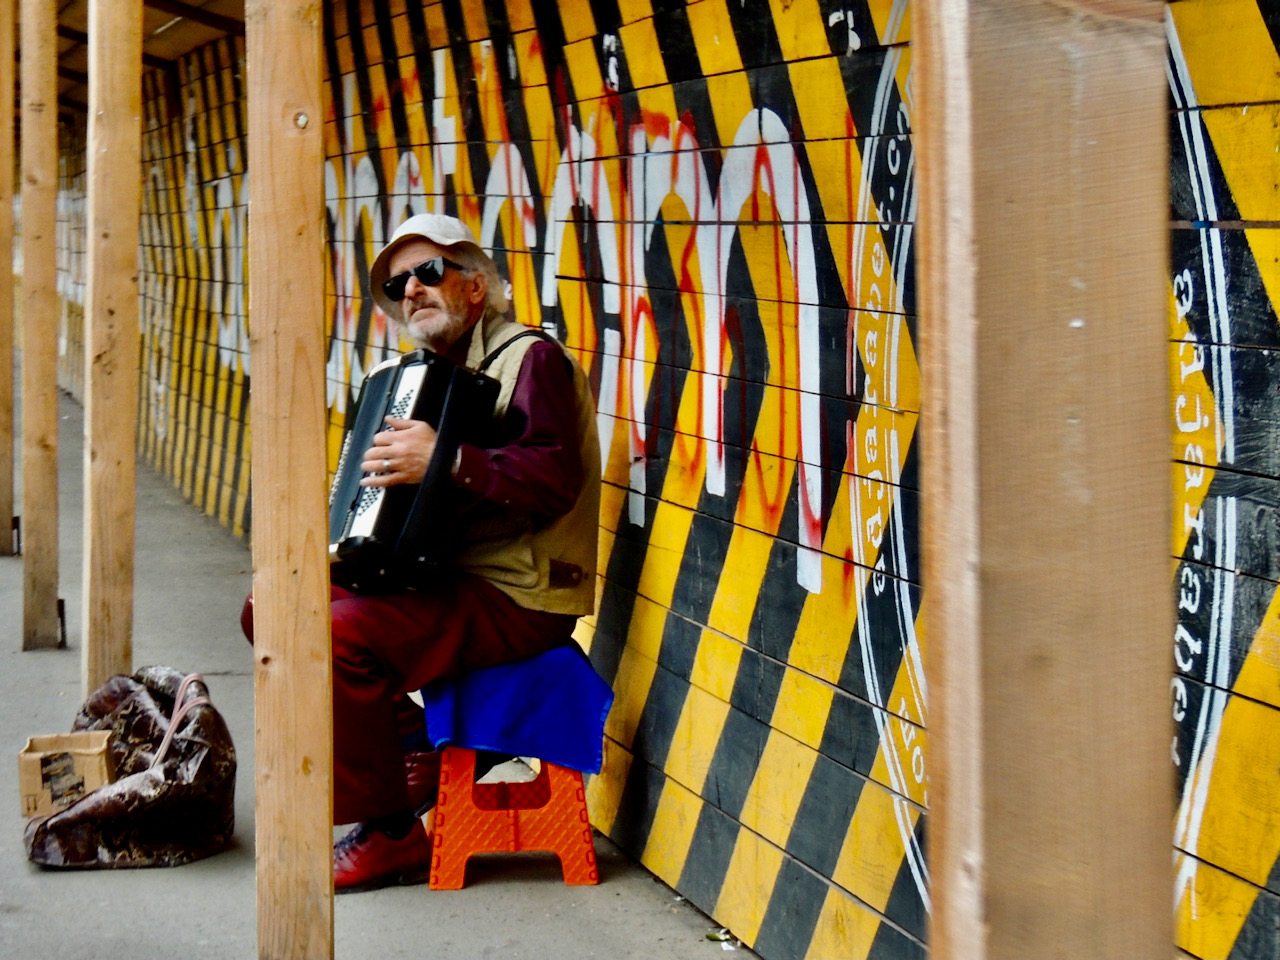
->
<box><xmin>147</xmin><ymin>0</ymin><xmax>245</xmax><ymax>37</ymax></box>
<box><xmin>57</xmin><ymin>65</ymin><xmax>90</xmax><ymax>88</ymax></box>
<box><xmin>81</xmin><ymin>0</ymin><xmax>143</xmax><ymax>694</ymax></box>
<box><xmin>245</xmin><ymin>2</ymin><xmax>332</xmax><ymax>956</ymax></box>
<box><xmin>20</xmin><ymin>0</ymin><xmax>60</xmax><ymax>648</ymax></box>
<box><xmin>0</xmin><ymin>0</ymin><xmax>13</xmax><ymax>558</ymax></box>
<box><xmin>56</xmin><ymin>24</ymin><xmax>175</xmax><ymax>71</ymax></box>
<box><xmin>916</xmin><ymin>1</ymin><xmax>1171</xmax><ymax>956</ymax></box>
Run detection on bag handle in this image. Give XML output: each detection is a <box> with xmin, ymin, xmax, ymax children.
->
<box><xmin>149</xmin><ymin>673</ymin><xmax>212</xmax><ymax>770</ymax></box>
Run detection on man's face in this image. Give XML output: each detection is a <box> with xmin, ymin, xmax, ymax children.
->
<box><xmin>387</xmin><ymin>238</ymin><xmax>485</xmax><ymax>354</ymax></box>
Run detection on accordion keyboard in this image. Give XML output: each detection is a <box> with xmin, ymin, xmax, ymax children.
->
<box><xmin>346</xmin><ymin>365</ymin><xmax>426</xmax><ymax>539</ymax></box>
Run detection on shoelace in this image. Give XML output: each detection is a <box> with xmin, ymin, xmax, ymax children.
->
<box><xmin>333</xmin><ymin>827</ymin><xmax>368</xmax><ymax>862</ymax></box>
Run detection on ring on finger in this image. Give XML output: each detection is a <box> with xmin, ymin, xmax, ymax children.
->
<box><xmin>383</xmin><ymin>458</ymin><xmax>391</xmax><ymax>471</ymax></box>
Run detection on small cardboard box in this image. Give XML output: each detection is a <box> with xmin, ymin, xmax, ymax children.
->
<box><xmin>19</xmin><ymin>731</ymin><xmax>114</xmax><ymax>818</ymax></box>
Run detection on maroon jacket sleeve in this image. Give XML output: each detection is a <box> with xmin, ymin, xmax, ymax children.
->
<box><xmin>450</xmin><ymin>340</ymin><xmax>585</xmax><ymax>518</ymax></box>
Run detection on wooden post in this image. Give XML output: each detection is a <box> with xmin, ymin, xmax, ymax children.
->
<box><xmin>81</xmin><ymin>0</ymin><xmax>142</xmax><ymax>694</ymax></box>
<box><xmin>245</xmin><ymin>2</ymin><xmax>332</xmax><ymax>957</ymax></box>
<box><xmin>0</xmin><ymin>0</ymin><xmax>14</xmax><ymax>558</ymax></box>
<box><xmin>915</xmin><ymin>2</ymin><xmax>1170</xmax><ymax>957</ymax></box>
<box><xmin>20</xmin><ymin>0</ymin><xmax>61</xmax><ymax>648</ymax></box>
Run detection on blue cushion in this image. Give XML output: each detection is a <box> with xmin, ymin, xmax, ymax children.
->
<box><xmin>421</xmin><ymin>645</ymin><xmax>614</xmax><ymax>773</ymax></box>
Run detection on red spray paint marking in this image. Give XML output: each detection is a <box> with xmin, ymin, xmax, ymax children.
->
<box><xmin>669</xmin><ymin>122</ymin><xmax>706</xmax><ymax>478</ymax></box>
<box><xmin>630</xmin><ymin>296</ymin><xmax>654</xmax><ymax>455</ymax></box>
<box><xmin>401</xmin><ymin>65</ymin><xmax>420</xmax><ymax>101</ymax></box>
<box><xmin>737</xmin><ymin>137</ymin><xmax>826</xmax><ymax>548</ymax></box>
<box><xmin>604</xmin><ymin>86</ymin><xmax>625</xmax><ymax>136</ymax></box>
<box><xmin>689</xmin><ymin>117</ymin><xmax>727</xmax><ymax>447</ymax></box>
<box><xmin>840</xmin><ymin>420</ymin><xmax>862</xmax><ymax>602</ymax></box>
<box><xmin>613</xmin><ymin>122</ymin><xmax>675</xmax><ymax>468</ymax></box>
<box><xmin>843</xmin><ymin>546</ymin><xmax>858</xmax><ymax>600</ymax></box>
<box><xmin>745</xmin><ymin>142</ymin><xmax>790</xmax><ymax>530</ymax></box>
<box><xmin>614</xmin><ymin>154</ymin><xmax>640</xmax><ymax>458</ymax></box>
<box><xmin>540</xmin><ymin>133</ymin><xmax>556</xmax><ymax>213</ymax></box>
<box><xmin>642</xmin><ymin>110</ymin><xmax>671</xmax><ymax>142</ymax></box>
<box><xmin>500</xmin><ymin>144</ymin><xmax>537</xmax><ymax>238</ymax></box>
<box><xmin>478</xmin><ymin>47</ymin><xmax>514</xmax><ymax>144</ymax></box>
<box><xmin>554</xmin><ymin>68</ymin><xmax>574</xmax><ymax>129</ymax></box>
<box><xmin>588</xmin><ymin>108</ymin><xmax>608</xmax><ymax>230</ymax></box>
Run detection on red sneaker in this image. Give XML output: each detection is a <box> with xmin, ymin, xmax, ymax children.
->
<box><xmin>333</xmin><ymin>821</ymin><xmax>431</xmax><ymax>894</ymax></box>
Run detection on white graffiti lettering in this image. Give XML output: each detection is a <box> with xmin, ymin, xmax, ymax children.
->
<box><xmin>1174</xmin><ymin>623</ymin><xmax>1203</xmax><ymax>673</ymax></box>
<box><xmin>1178</xmin><ymin>565</ymin><xmax>1202</xmax><ymax>613</ymax></box>
<box><xmin>1171</xmin><ymin>676</ymin><xmax>1188</xmax><ymax>725</ymax></box>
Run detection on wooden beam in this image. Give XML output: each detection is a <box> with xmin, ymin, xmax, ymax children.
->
<box><xmin>57</xmin><ymin>65</ymin><xmax>89</xmax><ymax>88</ymax></box>
<box><xmin>146</xmin><ymin>0</ymin><xmax>245</xmax><ymax>36</ymax></box>
<box><xmin>20</xmin><ymin>0</ymin><xmax>60</xmax><ymax>648</ymax></box>
<box><xmin>0</xmin><ymin>0</ymin><xmax>13</xmax><ymax>557</ymax></box>
<box><xmin>245</xmin><ymin>1</ymin><xmax>332</xmax><ymax>957</ymax></box>
<box><xmin>81</xmin><ymin>0</ymin><xmax>142</xmax><ymax>695</ymax></box>
<box><xmin>56</xmin><ymin>23</ymin><xmax>175</xmax><ymax>70</ymax></box>
<box><xmin>14</xmin><ymin>48</ymin><xmax>93</xmax><ymax>89</ymax></box>
<box><xmin>916</xmin><ymin>1</ymin><xmax>1171</xmax><ymax>957</ymax></box>
<box><xmin>13</xmin><ymin>92</ymin><xmax>90</xmax><ymax>115</ymax></box>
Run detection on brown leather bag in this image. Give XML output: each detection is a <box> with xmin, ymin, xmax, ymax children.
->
<box><xmin>24</xmin><ymin>665</ymin><xmax>237</xmax><ymax>868</ymax></box>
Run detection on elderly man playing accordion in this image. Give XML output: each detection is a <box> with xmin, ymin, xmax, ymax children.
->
<box><xmin>318</xmin><ymin>214</ymin><xmax>599</xmax><ymax>892</ymax></box>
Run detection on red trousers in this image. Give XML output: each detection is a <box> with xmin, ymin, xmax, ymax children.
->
<box><xmin>243</xmin><ymin>576</ymin><xmax>576</xmax><ymax>825</ymax></box>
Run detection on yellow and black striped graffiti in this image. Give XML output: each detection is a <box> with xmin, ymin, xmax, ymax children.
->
<box><xmin>1168</xmin><ymin>2</ymin><xmax>1280</xmax><ymax>958</ymax></box>
<box><xmin>137</xmin><ymin>37</ymin><xmax>252</xmax><ymax>538</ymax></box>
<box><xmin>322</xmin><ymin>1</ymin><xmax>925</xmax><ymax>956</ymax></box>
<box><xmin>37</xmin><ymin>0</ymin><xmax>1280</xmax><ymax>957</ymax></box>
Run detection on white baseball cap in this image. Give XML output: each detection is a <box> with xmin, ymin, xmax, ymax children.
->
<box><xmin>369</xmin><ymin>214</ymin><xmax>491</xmax><ymax>317</ymax></box>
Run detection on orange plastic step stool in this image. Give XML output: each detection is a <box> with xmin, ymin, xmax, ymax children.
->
<box><xmin>428</xmin><ymin>745</ymin><xmax>598</xmax><ymax>889</ymax></box>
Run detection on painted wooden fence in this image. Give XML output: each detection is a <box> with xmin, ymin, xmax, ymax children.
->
<box><xmin>39</xmin><ymin>1</ymin><xmax>1280</xmax><ymax>957</ymax></box>
<box><xmin>1168</xmin><ymin>3</ymin><xmax>1280</xmax><ymax>956</ymax></box>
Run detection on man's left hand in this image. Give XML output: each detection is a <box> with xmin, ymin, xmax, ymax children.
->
<box><xmin>359</xmin><ymin>416</ymin><xmax>437</xmax><ymax>486</ymax></box>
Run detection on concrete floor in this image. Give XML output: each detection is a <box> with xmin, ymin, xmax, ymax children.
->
<box><xmin>0</xmin><ymin>393</ymin><xmax>756</xmax><ymax>960</ymax></box>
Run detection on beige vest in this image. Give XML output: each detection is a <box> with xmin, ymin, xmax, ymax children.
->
<box><xmin>453</xmin><ymin>313</ymin><xmax>601</xmax><ymax>616</ymax></box>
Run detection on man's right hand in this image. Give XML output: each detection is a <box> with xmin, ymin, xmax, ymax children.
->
<box><xmin>359</xmin><ymin>416</ymin><xmax>438</xmax><ymax>487</ymax></box>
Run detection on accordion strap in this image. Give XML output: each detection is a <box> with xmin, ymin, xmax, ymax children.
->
<box><xmin>477</xmin><ymin>328</ymin><xmax>560</xmax><ymax>374</ymax></box>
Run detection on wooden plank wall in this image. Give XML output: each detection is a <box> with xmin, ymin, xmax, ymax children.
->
<box><xmin>34</xmin><ymin>0</ymin><xmax>1280</xmax><ymax>958</ymax></box>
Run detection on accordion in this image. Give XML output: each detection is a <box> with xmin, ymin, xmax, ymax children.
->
<box><xmin>328</xmin><ymin>348</ymin><xmax>500</xmax><ymax>591</ymax></box>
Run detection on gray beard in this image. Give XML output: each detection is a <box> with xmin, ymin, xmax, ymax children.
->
<box><xmin>399</xmin><ymin>307</ymin><xmax>478</xmax><ymax>356</ymax></box>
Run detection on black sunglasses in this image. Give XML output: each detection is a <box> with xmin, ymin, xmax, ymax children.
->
<box><xmin>382</xmin><ymin>256</ymin><xmax>463</xmax><ymax>302</ymax></box>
